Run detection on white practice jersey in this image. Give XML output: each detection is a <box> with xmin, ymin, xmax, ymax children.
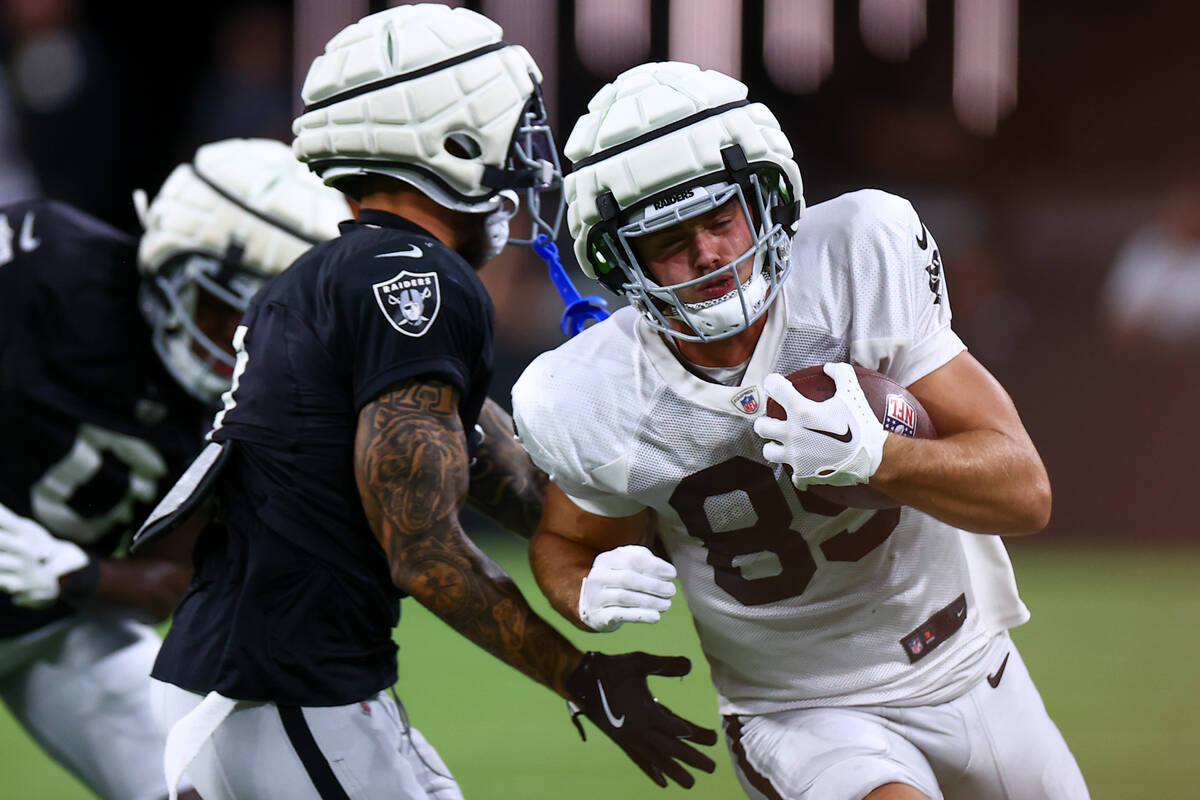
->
<box><xmin>513</xmin><ymin>189</ymin><xmax>1030</xmax><ymax>716</ymax></box>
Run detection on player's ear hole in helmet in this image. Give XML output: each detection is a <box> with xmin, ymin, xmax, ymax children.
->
<box><xmin>291</xmin><ymin>4</ymin><xmax>564</xmax><ymax>262</ymax></box>
<box><xmin>565</xmin><ymin>62</ymin><xmax>805</xmax><ymax>343</ymax></box>
<box><xmin>444</xmin><ymin>132</ymin><xmax>483</xmax><ymax>160</ymax></box>
<box><xmin>134</xmin><ymin>138</ymin><xmax>347</xmax><ymax>406</ymax></box>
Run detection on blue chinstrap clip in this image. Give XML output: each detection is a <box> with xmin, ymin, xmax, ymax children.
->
<box><xmin>531</xmin><ymin>234</ymin><xmax>610</xmax><ymax>337</ymax></box>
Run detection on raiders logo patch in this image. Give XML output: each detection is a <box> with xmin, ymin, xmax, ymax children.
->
<box><xmin>372</xmin><ymin>270</ymin><xmax>441</xmax><ymax>337</ymax></box>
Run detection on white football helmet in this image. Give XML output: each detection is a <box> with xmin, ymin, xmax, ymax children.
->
<box><xmin>292</xmin><ymin>3</ymin><xmax>563</xmax><ymax>255</ymax></box>
<box><xmin>565</xmin><ymin>62</ymin><xmax>805</xmax><ymax>342</ymax></box>
<box><xmin>135</xmin><ymin>137</ymin><xmax>348</xmax><ymax>405</ymax></box>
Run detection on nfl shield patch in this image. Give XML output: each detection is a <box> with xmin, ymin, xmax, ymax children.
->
<box><xmin>373</xmin><ymin>270</ymin><xmax>441</xmax><ymax>337</ymax></box>
<box><xmin>883</xmin><ymin>394</ymin><xmax>917</xmax><ymax>437</ymax></box>
<box><xmin>731</xmin><ymin>387</ymin><xmax>760</xmax><ymax>415</ymax></box>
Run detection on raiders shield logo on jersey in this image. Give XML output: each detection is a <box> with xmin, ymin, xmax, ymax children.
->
<box><xmin>372</xmin><ymin>270</ymin><xmax>442</xmax><ymax>337</ymax></box>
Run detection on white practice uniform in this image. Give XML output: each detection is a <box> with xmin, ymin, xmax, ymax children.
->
<box><xmin>513</xmin><ymin>190</ymin><xmax>1089</xmax><ymax>800</ymax></box>
<box><xmin>149</xmin><ymin>680</ymin><xmax>462</xmax><ymax>800</ymax></box>
<box><xmin>0</xmin><ymin>613</ymin><xmax>189</xmax><ymax>800</ymax></box>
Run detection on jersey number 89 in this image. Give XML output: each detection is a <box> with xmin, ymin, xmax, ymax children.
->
<box><xmin>669</xmin><ymin>456</ymin><xmax>899</xmax><ymax>606</ymax></box>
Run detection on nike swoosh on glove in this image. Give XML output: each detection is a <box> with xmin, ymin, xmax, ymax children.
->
<box><xmin>579</xmin><ymin>545</ymin><xmax>676</xmax><ymax>632</ymax></box>
<box><xmin>566</xmin><ymin>651</ymin><xmax>718</xmax><ymax>789</ymax></box>
<box><xmin>753</xmin><ymin>362</ymin><xmax>887</xmax><ymax>489</ymax></box>
<box><xmin>0</xmin><ymin>503</ymin><xmax>90</xmax><ymax>607</ymax></box>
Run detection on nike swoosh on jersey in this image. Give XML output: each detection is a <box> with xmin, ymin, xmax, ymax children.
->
<box><xmin>374</xmin><ymin>245</ymin><xmax>423</xmax><ymax>258</ymax></box>
<box><xmin>915</xmin><ymin>223</ymin><xmax>928</xmax><ymax>250</ymax></box>
<box><xmin>986</xmin><ymin>652</ymin><xmax>1010</xmax><ymax>688</ymax></box>
<box><xmin>597</xmin><ymin>680</ymin><xmax>625</xmax><ymax>727</ymax></box>
<box><xmin>805</xmin><ymin>425</ymin><xmax>853</xmax><ymax>443</ymax></box>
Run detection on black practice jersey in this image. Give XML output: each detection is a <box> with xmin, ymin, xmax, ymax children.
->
<box><xmin>153</xmin><ymin>210</ymin><xmax>494</xmax><ymax>706</ymax></box>
<box><xmin>0</xmin><ymin>199</ymin><xmax>210</xmax><ymax>637</ymax></box>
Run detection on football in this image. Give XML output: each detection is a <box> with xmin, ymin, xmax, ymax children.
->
<box><xmin>764</xmin><ymin>364</ymin><xmax>937</xmax><ymax>509</ymax></box>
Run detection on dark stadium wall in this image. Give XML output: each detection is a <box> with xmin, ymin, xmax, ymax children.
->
<box><xmin>10</xmin><ymin>0</ymin><xmax>1194</xmax><ymax>541</ymax></box>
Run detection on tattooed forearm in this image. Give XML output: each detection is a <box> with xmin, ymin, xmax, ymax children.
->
<box><xmin>354</xmin><ymin>379</ymin><xmax>582</xmax><ymax>697</ymax></box>
<box><xmin>467</xmin><ymin>398</ymin><xmax>549</xmax><ymax>538</ymax></box>
<box><xmin>355</xmin><ymin>380</ymin><xmax>465</xmax><ymax>537</ymax></box>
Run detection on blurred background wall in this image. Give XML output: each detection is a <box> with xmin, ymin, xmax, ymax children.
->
<box><xmin>1</xmin><ymin>0</ymin><xmax>1197</xmax><ymax>542</ymax></box>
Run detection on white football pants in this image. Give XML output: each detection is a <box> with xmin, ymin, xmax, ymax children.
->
<box><xmin>723</xmin><ymin>636</ymin><xmax>1089</xmax><ymax>800</ymax></box>
<box><xmin>0</xmin><ymin>612</ymin><xmax>188</xmax><ymax>800</ymax></box>
<box><xmin>150</xmin><ymin>678</ymin><xmax>463</xmax><ymax>800</ymax></box>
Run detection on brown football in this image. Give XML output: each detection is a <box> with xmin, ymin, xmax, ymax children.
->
<box><xmin>764</xmin><ymin>364</ymin><xmax>937</xmax><ymax>509</ymax></box>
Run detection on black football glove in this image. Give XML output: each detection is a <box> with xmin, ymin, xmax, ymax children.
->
<box><xmin>565</xmin><ymin>651</ymin><xmax>718</xmax><ymax>789</ymax></box>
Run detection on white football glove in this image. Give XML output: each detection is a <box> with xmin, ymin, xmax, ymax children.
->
<box><xmin>753</xmin><ymin>363</ymin><xmax>887</xmax><ymax>490</ymax></box>
<box><xmin>578</xmin><ymin>545</ymin><xmax>676</xmax><ymax>633</ymax></box>
<box><xmin>0</xmin><ymin>503</ymin><xmax>90</xmax><ymax>607</ymax></box>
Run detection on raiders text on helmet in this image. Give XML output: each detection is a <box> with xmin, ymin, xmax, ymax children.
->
<box><xmin>565</xmin><ymin>62</ymin><xmax>805</xmax><ymax>341</ymax></box>
<box><xmin>135</xmin><ymin>137</ymin><xmax>348</xmax><ymax>404</ymax></box>
<box><xmin>292</xmin><ymin>3</ymin><xmax>563</xmax><ymax>245</ymax></box>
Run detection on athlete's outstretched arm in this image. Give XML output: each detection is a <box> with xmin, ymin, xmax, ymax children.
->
<box><xmin>355</xmin><ymin>378</ymin><xmax>582</xmax><ymax>696</ymax></box>
<box><xmin>466</xmin><ymin>397</ymin><xmax>548</xmax><ymax>539</ymax></box>
<box><xmin>356</xmin><ymin>381</ymin><xmax>717</xmax><ymax>788</ymax></box>
<box><xmin>871</xmin><ymin>351</ymin><xmax>1052</xmax><ymax>534</ymax></box>
<box><xmin>0</xmin><ymin>499</ymin><xmax>204</xmax><ymax>621</ymax></box>
<box><xmin>95</xmin><ymin>500</ymin><xmax>210</xmax><ymax>620</ymax></box>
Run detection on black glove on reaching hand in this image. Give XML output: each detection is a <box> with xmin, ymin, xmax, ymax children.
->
<box><xmin>565</xmin><ymin>651</ymin><xmax>718</xmax><ymax>789</ymax></box>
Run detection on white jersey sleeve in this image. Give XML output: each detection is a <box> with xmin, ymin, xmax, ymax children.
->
<box><xmin>791</xmin><ymin>189</ymin><xmax>965</xmax><ymax>387</ymax></box>
<box><xmin>512</xmin><ymin>307</ymin><xmax>647</xmax><ymax>518</ymax></box>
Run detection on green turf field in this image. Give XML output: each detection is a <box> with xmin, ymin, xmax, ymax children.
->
<box><xmin>1</xmin><ymin>539</ymin><xmax>1197</xmax><ymax>799</ymax></box>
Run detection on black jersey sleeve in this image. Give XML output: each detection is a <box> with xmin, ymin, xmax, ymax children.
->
<box><xmin>0</xmin><ymin>201</ymin><xmax>48</xmax><ymax>352</ymax></box>
<box><xmin>0</xmin><ymin>198</ymin><xmax>137</xmax><ymax>366</ymax></box>
<box><xmin>341</xmin><ymin>245</ymin><xmax>493</xmax><ymax>411</ymax></box>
